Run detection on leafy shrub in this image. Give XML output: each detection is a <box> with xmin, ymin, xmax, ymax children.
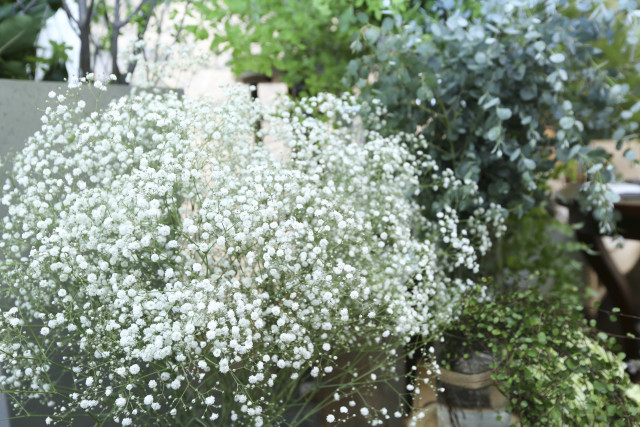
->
<box><xmin>435</xmin><ymin>195</ymin><xmax>640</xmax><ymax>424</ymax></box>
<box><xmin>190</xmin><ymin>0</ymin><xmax>424</xmax><ymax>96</ymax></box>
<box><xmin>442</xmin><ymin>286</ymin><xmax>640</xmax><ymax>425</ymax></box>
<box><xmin>349</xmin><ymin>0</ymin><xmax>640</xmax><ymax>231</ymax></box>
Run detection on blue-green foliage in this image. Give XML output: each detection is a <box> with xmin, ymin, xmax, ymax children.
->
<box><xmin>348</xmin><ymin>0</ymin><xmax>640</xmax><ymax>230</ymax></box>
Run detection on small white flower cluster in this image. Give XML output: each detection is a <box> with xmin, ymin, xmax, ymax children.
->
<box><xmin>0</xmin><ymin>85</ymin><xmax>503</xmax><ymax>425</ymax></box>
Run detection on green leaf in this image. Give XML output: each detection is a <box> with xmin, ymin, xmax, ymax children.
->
<box><xmin>559</xmin><ymin>116</ymin><xmax>574</xmax><ymax>130</ymax></box>
<box><xmin>612</xmin><ymin>128</ymin><xmax>626</xmax><ymax>141</ymax></box>
<box><xmin>533</xmin><ymin>40</ymin><xmax>546</xmax><ymax>51</ymax></box>
<box><xmin>194</xmin><ymin>28</ymin><xmax>209</xmax><ymax>40</ymax></box>
<box><xmin>365</xmin><ymin>27</ymin><xmax>380</xmax><ymax>44</ymax></box>
<box><xmin>587</xmin><ymin>163</ymin><xmax>602</xmax><ymax>174</ymax></box>
<box><xmin>593</xmin><ymin>380</ymin><xmax>607</xmax><ymax>394</ymax></box>
<box><xmin>550</xmin><ymin>53</ymin><xmax>565</xmax><ymax>63</ymax></box>
<box><xmin>482</xmin><ymin>97</ymin><xmax>500</xmax><ymax>110</ymax></box>
<box><xmin>522</xmin><ymin>158</ymin><xmax>536</xmax><ymax>170</ymax></box>
<box><xmin>568</xmin><ymin>144</ymin><xmax>581</xmax><ymax>159</ymax></box>
<box><xmin>486</xmin><ymin>126</ymin><xmax>501</xmax><ymax>141</ymax></box>
<box><xmin>537</xmin><ymin>331</ymin><xmax>547</xmax><ymax>344</ymax></box>
<box><xmin>474</xmin><ymin>51</ymin><xmax>487</xmax><ymax>64</ymax></box>
<box><xmin>605</xmin><ymin>190</ymin><xmax>621</xmax><ymax>203</ymax></box>
<box><xmin>519</xmin><ymin>86</ymin><xmax>537</xmax><ymax>101</ymax></box>
<box><xmin>497</xmin><ymin>107</ymin><xmax>512</xmax><ymax>120</ymax></box>
<box><xmin>0</xmin><ymin>14</ymin><xmax>40</xmax><ymax>56</ymax></box>
<box><xmin>381</xmin><ymin>17</ymin><xmax>394</xmax><ymax>33</ymax></box>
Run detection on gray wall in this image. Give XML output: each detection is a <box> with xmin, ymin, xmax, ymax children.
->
<box><xmin>0</xmin><ymin>79</ymin><xmax>132</xmax><ymax>164</ymax></box>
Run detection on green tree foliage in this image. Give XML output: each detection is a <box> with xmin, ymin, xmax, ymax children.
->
<box><xmin>190</xmin><ymin>0</ymin><xmax>424</xmax><ymax>96</ymax></box>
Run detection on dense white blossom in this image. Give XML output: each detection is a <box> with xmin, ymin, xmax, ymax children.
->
<box><xmin>0</xmin><ymin>83</ymin><xmax>503</xmax><ymax>425</ymax></box>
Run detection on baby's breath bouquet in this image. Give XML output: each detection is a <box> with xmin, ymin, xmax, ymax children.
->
<box><xmin>0</xmin><ymin>81</ymin><xmax>503</xmax><ymax>425</ymax></box>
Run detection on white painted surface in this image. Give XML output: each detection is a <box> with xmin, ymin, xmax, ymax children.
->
<box><xmin>35</xmin><ymin>6</ymin><xmax>80</xmax><ymax>80</ymax></box>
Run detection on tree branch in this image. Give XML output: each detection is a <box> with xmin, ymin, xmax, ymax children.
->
<box><xmin>111</xmin><ymin>0</ymin><xmax>122</xmax><ymax>80</ymax></box>
<box><xmin>124</xmin><ymin>0</ymin><xmax>158</xmax><ymax>80</ymax></box>
<box><xmin>60</xmin><ymin>0</ymin><xmax>80</xmax><ymax>30</ymax></box>
<box><xmin>172</xmin><ymin>0</ymin><xmax>194</xmax><ymax>44</ymax></box>
<box><xmin>77</xmin><ymin>0</ymin><xmax>87</xmax><ymax>25</ymax></box>
<box><xmin>120</xmin><ymin>0</ymin><xmax>152</xmax><ymax>27</ymax></box>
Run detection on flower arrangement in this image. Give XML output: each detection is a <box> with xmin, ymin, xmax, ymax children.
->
<box><xmin>0</xmin><ymin>80</ymin><xmax>504</xmax><ymax>425</ymax></box>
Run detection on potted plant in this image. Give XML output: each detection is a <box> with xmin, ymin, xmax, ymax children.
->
<box><xmin>432</xmin><ymin>284</ymin><xmax>640</xmax><ymax>426</ymax></box>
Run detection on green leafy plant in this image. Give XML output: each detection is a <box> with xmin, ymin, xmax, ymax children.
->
<box><xmin>428</xmin><ymin>200</ymin><xmax>640</xmax><ymax>425</ymax></box>
<box><xmin>190</xmin><ymin>0</ymin><xmax>423</xmax><ymax>96</ymax></box>
<box><xmin>27</xmin><ymin>40</ymin><xmax>71</xmax><ymax>81</ymax></box>
<box><xmin>592</xmin><ymin>2</ymin><xmax>640</xmax><ymax>124</ymax></box>
<box><xmin>490</xmin><ymin>206</ymin><xmax>586</xmax><ymax>283</ymax></box>
<box><xmin>349</xmin><ymin>0</ymin><xmax>640</xmax><ymax>231</ymax></box>
<box><xmin>439</xmin><ymin>285</ymin><xmax>640</xmax><ymax>426</ymax></box>
<box><xmin>0</xmin><ymin>0</ymin><xmax>65</xmax><ymax>79</ymax></box>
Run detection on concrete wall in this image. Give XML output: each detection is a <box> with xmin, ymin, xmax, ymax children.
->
<box><xmin>0</xmin><ymin>79</ymin><xmax>131</xmax><ymax>163</ymax></box>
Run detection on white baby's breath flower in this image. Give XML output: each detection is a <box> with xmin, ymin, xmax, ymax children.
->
<box><xmin>0</xmin><ymin>85</ymin><xmax>504</xmax><ymax>426</ymax></box>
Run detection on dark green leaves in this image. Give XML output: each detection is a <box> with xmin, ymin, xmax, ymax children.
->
<box><xmin>447</xmin><ymin>285</ymin><xmax>640</xmax><ymax>426</ymax></box>
<box><xmin>0</xmin><ymin>0</ymin><xmax>64</xmax><ymax>80</ymax></box>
